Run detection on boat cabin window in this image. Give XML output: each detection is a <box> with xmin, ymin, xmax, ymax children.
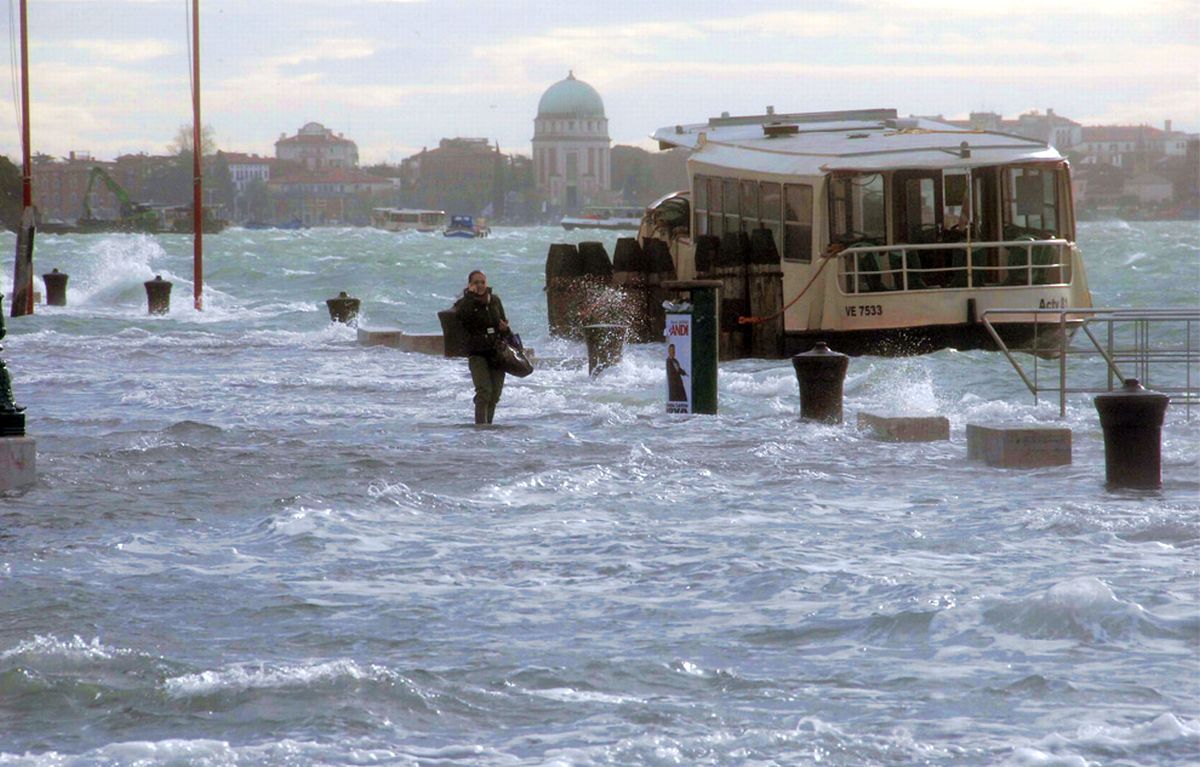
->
<box><xmin>708</xmin><ymin>177</ymin><xmax>723</xmax><ymax>237</ymax></box>
<box><xmin>740</xmin><ymin>180</ymin><xmax>759</xmax><ymax>233</ymax></box>
<box><xmin>943</xmin><ymin>172</ymin><xmax>969</xmax><ymax>230</ymax></box>
<box><xmin>760</xmin><ymin>183</ymin><xmax>782</xmax><ymax>256</ymax></box>
<box><xmin>830</xmin><ymin>173</ymin><xmax>885</xmax><ymax>245</ymax></box>
<box><xmin>691</xmin><ymin>175</ymin><xmax>793</xmax><ymax>259</ymax></box>
<box><xmin>693</xmin><ymin>175</ymin><xmax>709</xmax><ymax>236</ymax></box>
<box><xmin>723</xmin><ymin>179</ymin><xmax>740</xmax><ymax>234</ymax></box>
<box><xmin>892</xmin><ymin>171</ymin><xmax>941</xmax><ymax>244</ymax></box>
<box><xmin>1004</xmin><ymin>166</ymin><xmax>1060</xmax><ymax>237</ymax></box>
<box><xmin>784</xmin><ymin>183</ymin><xmax>813</xmax><ymax>262</ymax></box>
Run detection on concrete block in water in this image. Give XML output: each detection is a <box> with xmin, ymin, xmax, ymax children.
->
<box><xmin>0</xmin><ymin>436</ymin><xmax>35</xmax><ymax>490</ymax></box>
<box><xmin>966</xmin><ymin>423</ymin><xmax>1071</xmax><ymax>468</ymax></box>
<box><xmin>356</xmin><ymin>327</ymin><xmax>445</xmax><ymax>356</ymax></box>
<box><xmin>858</xmin><ymin>412</ymin><xmax>949</xmax><ymax>442</ymax></box>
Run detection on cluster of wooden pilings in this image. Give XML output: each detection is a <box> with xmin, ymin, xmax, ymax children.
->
<box><xmin>545</xmin><ymin>234</ymin><xmax>786</xmax><ymax>357</ymax></box>
<box><xmin>692</xmin><ymin>231</ymin><xmax>785</xmax><ymax>359</ymax></box>
<box><xmin>545</xmin><ymin>239</ymin><xmax>676</xmax><ymax>343</ymax></box>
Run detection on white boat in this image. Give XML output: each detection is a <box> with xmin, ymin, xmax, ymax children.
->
<box><xmin>371</xmin><ymin>208</ymin><xmax>447</xmax><ymax>233</ymax></box>
<box><xmin>644</xmin><ymin>108</ymin><xmax>1093</xmax><ymax>355</ymax></box>
<box><xmin>560</xmin><ymin>206</ymin><xmax>644</xmax><ymax>231</ymax></box>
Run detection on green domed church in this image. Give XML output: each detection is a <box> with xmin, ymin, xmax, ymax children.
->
<box><xmin>532</xmin><ymin>71</ymin><xmax>611</xmax><ymax>214</ymax></box>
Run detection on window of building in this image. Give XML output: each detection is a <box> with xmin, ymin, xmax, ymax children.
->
<box><xmin>588</xmin><ymin>148</ymin><xmax>595</xmax><ymax>176</ymax></box>
<box><xmin>784</xmin><ymin>183</ymin><xmax>813</xmax><ymax>262</ymax></box>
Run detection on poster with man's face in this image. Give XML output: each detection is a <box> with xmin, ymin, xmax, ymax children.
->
<box><xmin>665</xmin><ymin>312</ymin><xmax>692</xmax><ymax>414</ymax></box>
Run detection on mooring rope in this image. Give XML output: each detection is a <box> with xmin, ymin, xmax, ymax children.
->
<box><xmin>737</xmin><ymin>245</ymin><xmax>844</xmax><ymax>326</ymax></box>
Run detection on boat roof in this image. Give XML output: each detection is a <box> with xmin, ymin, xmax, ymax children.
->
<box><xmin>373</xmin><ymin>207</ymin><xmax>446</xmax><ymax>215</ymax></box>
<box><xmin>651</xmin><ymin>108</ymin><xmax>1063</xmax><ymax>175</ymax></box>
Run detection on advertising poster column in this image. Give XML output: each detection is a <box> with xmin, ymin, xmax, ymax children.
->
<box><xmin>664</xmin><ymin>308</ymin><xmax>693</xmax><ymax>413</ymax></box>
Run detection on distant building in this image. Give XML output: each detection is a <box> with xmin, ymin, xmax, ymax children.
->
<box><xmin>401</xmin><ymin>138</ymin><xmax>504</xmax><ymax>216</ymax></box>
<box><xmin>532</xmin><ymin>71</ymin><xmax>611</xmax><ymax>213</ymax></box>
<box><xmin>31</xmin><ymin>151</ymin><xmax>166</xmax><ymax>222</ymax></box>
<box><xmin>1126</xmin><ymin>172</ymin><xmax>1174</xmax><ymax>205</ymax></box>
<box><xmin>268</xmin><ymin>167</ymin><xmax>392</xmax><ymax>226</ymax></box>
<box><xmin>1075</xmin><ymin>123</ymin><xmax>1194</xmax><ymax>167</ymax></box>
<box><xmin>944</xmin><ymin>109</ymin><xmax>1081</xmax><ymax>149</ymax></box>
<box><xmin>219</xmin><ymin>152</ymin><xmax>273</xmax><ymax>195</ymax></box>
<box><xmin>275</xmin><ymin>122</ymin><xmax>359</xmax><ymax>170</ymax></box>
<box><xmin>32</xmin><ymin>152</ymin><xmax>100</xmax><ymax>222</ymax></box>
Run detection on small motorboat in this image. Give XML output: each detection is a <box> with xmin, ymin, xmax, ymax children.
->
<box><xmin>444</xmin><ymin>215</ymin><xmax>490</xmax><ymax>238</ymax></box>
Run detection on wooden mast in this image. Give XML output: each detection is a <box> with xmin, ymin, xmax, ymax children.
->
<box><xmin>191</xmin><ymin>0</ymin><xmax>203</xmax><ymax>310</ymax></box>
<box><xmin>10</xmin><ymin>0</ymin><xmax>34</xmax><ymax>317</ymax></box>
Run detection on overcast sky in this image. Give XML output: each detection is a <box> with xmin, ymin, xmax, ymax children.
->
<box><xmin>1</xmin><ymin>0</ymin><xmax>1197</xmax><ymax>164</ymax></box>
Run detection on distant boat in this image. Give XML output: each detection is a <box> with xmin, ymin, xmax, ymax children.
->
<box><xmin>560</xmin><ymin>205</ymin><xmax>644</xmax><ymax>231</ymax></box>
<box><xmin>443</xmin><ymin>215</ymin><xmax>490</xmax><ymax>238</ymax></box>
<box><xmin>371</xmin><ymin>207</ymin><xmax>446</xmax><ymax>233</ymax></box>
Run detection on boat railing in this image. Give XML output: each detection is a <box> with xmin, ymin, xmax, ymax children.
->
<box><xmin>980</xmin><ymin>307</ymin><xmax>1200</xmax><ymax>419</ymax></box>
<box><xmin>837</xmin><ymin>239</ymin><xmax>1072</xmax><ymax>294</ymax></box>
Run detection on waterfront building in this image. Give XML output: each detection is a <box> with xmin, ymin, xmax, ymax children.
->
<box><xmin>401</xmin><ymin>138</ymin><xmax>504</xmax><ymax>217</ymax></box>
<box><xmin>219</xmin><ymin>152</ymin><xmax>273</xmax><ymax>195</ymax></box>
<box><xmin>532</xmin><ymin>71</ymin><xmax>611</xmax><ymax>213</ymax></box>
<box><xmin>275</xmin><ymin>122</ymin><xmax>359</xmax><ymax>171</ymax></box>
<box><xmin>267</xmin><ymin>167</ymin><xmax>392</xmax><ymax>226</ymax></box>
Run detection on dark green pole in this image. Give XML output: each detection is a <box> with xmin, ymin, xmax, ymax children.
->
<box><xmin>689</xmin><ymin>284</ymin><xmax>718</xmax><ymax>414</ymax></box>
<box><xmin>665</xmin><ymin>280</ymin><xmax>720</xmax><ymax>415</ymax></box>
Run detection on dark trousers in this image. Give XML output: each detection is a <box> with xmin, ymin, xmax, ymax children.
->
<box><xmin>468</xmin><ymin>355</ymin><xmax>505</xmax><ymax>424</ymax></box>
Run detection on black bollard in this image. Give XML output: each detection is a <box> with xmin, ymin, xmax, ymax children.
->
<box><xmin>42</xmin><ymin>269</ymin><xmax>68</xmax><ymax>306</ymax></box>
<box><xmin>1094</xmin><ymin>378</ymin><xmax>1170</xmax><ymax>489</ymax></box>
<box><xmin>583</xmin><ymin>323</ymin><xmax>627</xmax><ymax>377</ymax></box>
<box><xmin>144</xmin><ymin>275</ymin><xmax>172</xmax><ymax>315</ymax></box>
<box><xmin>325</xmin><ymin>291</ymin><xmax>360</xmax><ymax>323</ymax></box>
<box><xmin>791</xmin><ymin>341</ymin><xmax>849</xmax><ymax>423</ymax></box>
<box><xmin>437</xmin><ymin>309</ymin><xmax>468</xmax><ymax>357</ymax></box>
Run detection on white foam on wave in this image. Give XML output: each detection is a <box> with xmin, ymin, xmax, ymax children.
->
<box><xmin>0</xmin><ymin>738</ymin><xmax>408</xmax><ymax>767</ymax></box>
<box><xmin>1005</xmin><ymin>713</ymin><xmax>1200</xmax><ymax>766</ymax></box>
<box><xmin>58</xmin><ymin>235</ymin><xmax>173</xmax><ymax>307</ymax></box>
<box><xmin>849</xmin><ymin>358</ymin><xmax>941</xmax><ymax>415</ymax></box>
<box><xmin>935</xmin><ymin>576</ymin><xmax>1153</xmax><ymax>644</ymax></box>
<box><xmin>163</xmin><ymin>658</ymin><xmax>391</xmax><ymax>697</ymax></box>
<box><xmin>0</xmin><ymin>634</ymin><xmax>121</xmax><ymax>661</ymax></box>
<box><xmin>526</xmin><ymin>686</ymin><xmax>643</xmax><ymax>706</ymax></box>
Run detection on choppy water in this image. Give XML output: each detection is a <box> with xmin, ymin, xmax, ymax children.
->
<box><xmin>0</xmin><ymin>221</ymin><xmax>1197</xmax><ymax>766</ymax></box>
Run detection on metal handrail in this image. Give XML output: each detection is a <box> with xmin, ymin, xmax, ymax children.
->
<box><xmin>838</xmin><ymin>239</ymin><xmax>1072</xmax><ymax>294</ymax></box>
<box><xmin>981</xmin><ymin>307</ymin><xmax>1199</xmax><ymax>419</ymax></box>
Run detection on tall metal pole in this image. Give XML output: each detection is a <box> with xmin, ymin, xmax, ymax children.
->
<box><xmin>10</xmin><ymin>0</ymin><xmax>35</xmax><ymax>317</ymax></box>
<box><xmin>192</xmin><ymin>0</ymin><xmax>203</xmax><ymax>310</ymax></box>
<box><xmin>19</xmin><ymin>1</ymin><xmax>30</xmax><ymax>211</ymax></box>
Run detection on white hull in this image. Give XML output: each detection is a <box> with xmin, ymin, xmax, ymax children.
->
<box><xmin>560</xmin><ymin>216</ymin><xmax>641</xmax><ymax>231</ymax></box>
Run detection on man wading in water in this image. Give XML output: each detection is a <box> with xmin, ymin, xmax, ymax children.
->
<box><xmin>454</xmin><ymin>270</ymin><xmax>510</xmax><ymax>425</ymax></box>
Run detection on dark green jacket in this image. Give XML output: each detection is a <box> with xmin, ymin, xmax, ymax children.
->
<box><xmin>453</xmin><ymin>289</ymin><xmax>508</xmax><ymax>357</ymax></box>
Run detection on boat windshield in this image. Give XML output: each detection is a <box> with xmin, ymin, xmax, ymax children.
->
<box><xmin>830</xmin><ymin>173</ymin><xmax>886</xmax><ymax>245</ymax></box>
